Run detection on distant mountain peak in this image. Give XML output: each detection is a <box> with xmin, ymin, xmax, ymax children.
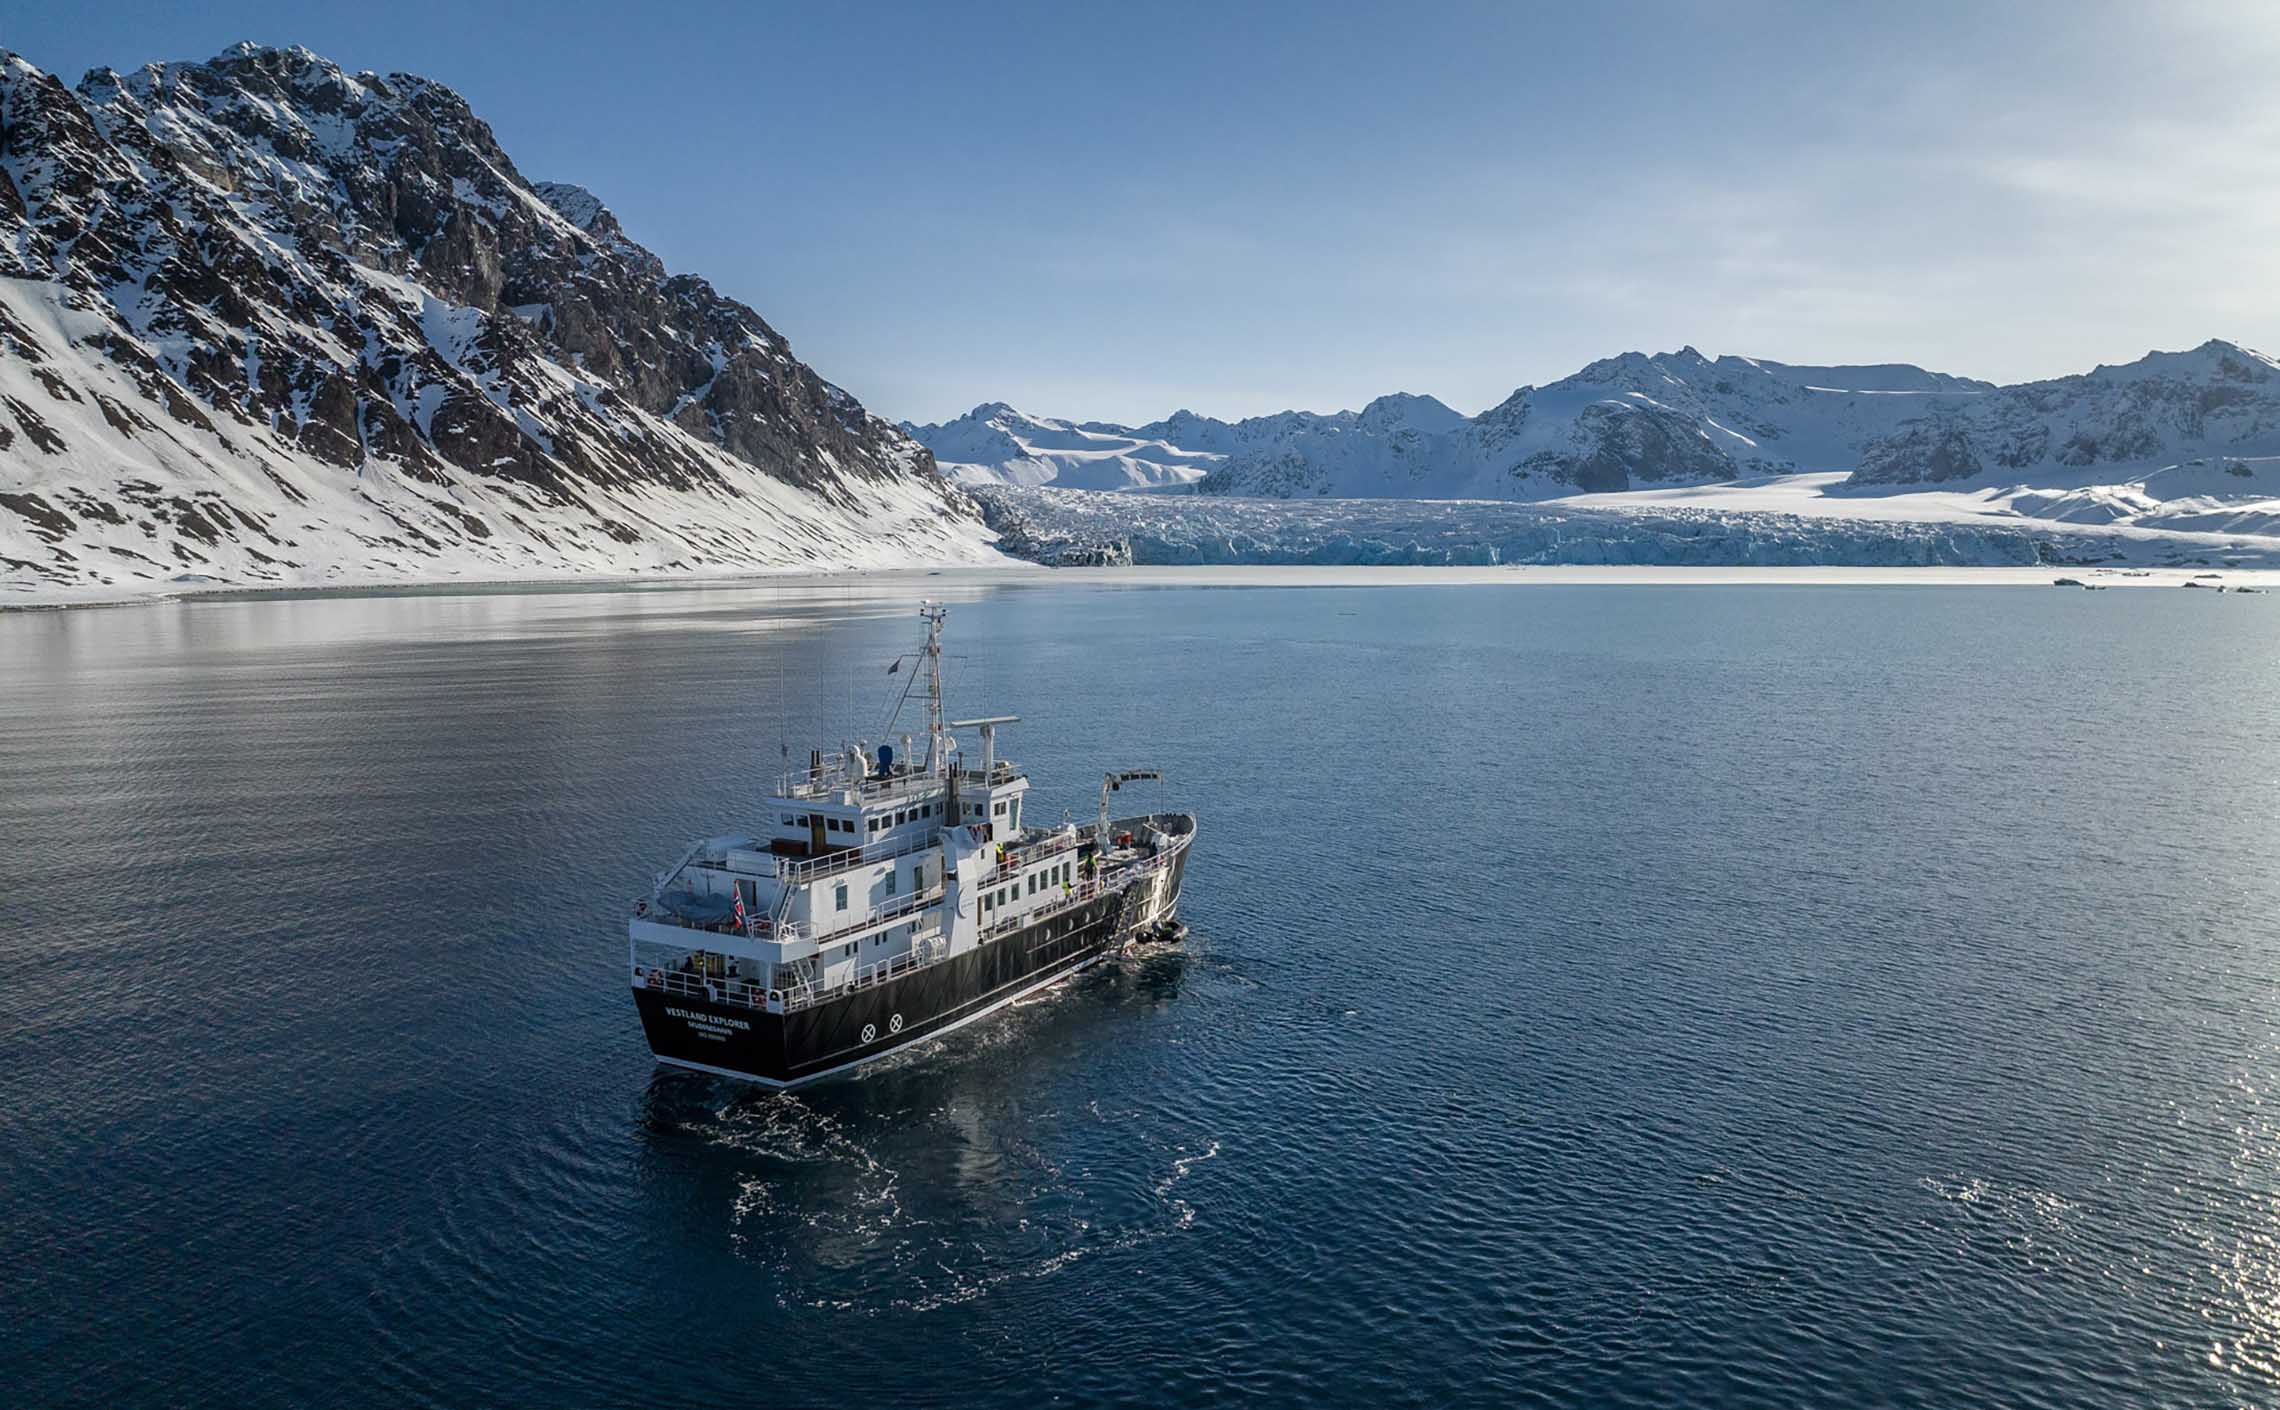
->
<box><xmin>1356</xmin><ymin>392</ymin><xmax>1466</xmax><ymax>434</ymax></box>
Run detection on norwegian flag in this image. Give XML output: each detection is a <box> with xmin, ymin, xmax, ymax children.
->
<box><xmin>732</xmin><ymin>886</ymin><xmax>750</xmax><ymax>932</ymax></box>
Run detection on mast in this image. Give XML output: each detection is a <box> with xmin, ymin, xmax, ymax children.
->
<box><xmin>921</xmin><ymin>601</ymin><xmax>949</xmax><ymax>775</ymax></box>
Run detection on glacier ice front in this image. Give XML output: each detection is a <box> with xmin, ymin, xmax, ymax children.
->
<box><xmin>971</xmin><ymin>484</ymin><xmax>2280</xmax><ymax>569</ymax></box>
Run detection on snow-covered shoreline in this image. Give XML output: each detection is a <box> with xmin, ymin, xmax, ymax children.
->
<box><xmin>10</xmin><ymin>559</ymin><xmax>2277</xmax><ymax>614</ymax></box>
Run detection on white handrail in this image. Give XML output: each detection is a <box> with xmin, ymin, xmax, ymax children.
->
<box><xmin>779</xmin><ymin>827</ymin><xmax>939</xmax><ymax>883</ymax></box>
<box><xmin>799</xmin><ymin>886</ymin><xmax>943</xmax><ymax>945</ymax></box>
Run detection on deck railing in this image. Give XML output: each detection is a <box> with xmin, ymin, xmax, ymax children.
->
<box><xmin>776</xmin><ymin>763</ymin><xmax>968</xmax><ymax>804</ymax></box>
<box><xmin>635</xmin><ymin>966</ymin><xmax>771</xmax><ymax>1010</ymax></box>
<box><xmin>777</xmin><ymin>828</ymin><xmax>940</xmax><ymax>884</ymax></box>
<box><xmin>805</xmin><ymin>886</ymin><xmax>943</xmax><ymax>944</ymax></box>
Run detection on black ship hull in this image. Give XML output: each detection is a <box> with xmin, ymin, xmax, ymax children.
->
<box><xmin>635</xmin><ymin>830</ymin><xmax>1189</xmax><ymax>1086</ymax></box>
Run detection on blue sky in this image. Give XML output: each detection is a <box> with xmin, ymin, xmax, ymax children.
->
<box><xmin>7</xmin><ymin>1</ymin><xmax>2277</xmax><ymax>423</ymax></box>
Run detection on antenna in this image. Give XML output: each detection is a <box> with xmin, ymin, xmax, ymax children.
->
<box><xmin>920</xmin><ymin>601</ymin><xmax>950</xmax><ymax>775</ymax></box>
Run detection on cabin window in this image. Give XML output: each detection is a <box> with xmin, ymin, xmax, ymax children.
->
<box><xmin>834</xmin><ymin>882</ymin><xmax>849</xmax><ymax>910</ymax></box>
<box><xmin>781</xmin><ymin>814</ymin><xmax>795</xmax><ymax>827</ymax></box>
<box><xmin>868</xmin><ymin>818</ymin><xmax>880</xmax><ymax>834</ymax></box>
<box><xmin>994</xmin><ymin>801</ymin><xmax>1006</xmax><ymax>816</ymax></box>
<box><xmin>885</xmin><ymin>869</ymin><xmax>898</xmax><ymax>897</ymax></box>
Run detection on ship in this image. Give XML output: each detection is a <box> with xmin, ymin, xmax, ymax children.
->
<box><xmin>627</xmin><ymin>602</ymin><xmax>1195</xmax><ymax>1087</ymax></box>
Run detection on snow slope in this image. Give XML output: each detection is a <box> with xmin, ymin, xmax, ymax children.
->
<box><xmin>0</xmin><ymin>44</ymin><xmax>997</xmax><ymax>604</ymax></box>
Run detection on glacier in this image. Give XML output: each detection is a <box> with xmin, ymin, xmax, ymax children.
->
<box><xmin>972</xmin><ymin>484</ymin><xmax>2280</xmax><ymax>570</ymax></box>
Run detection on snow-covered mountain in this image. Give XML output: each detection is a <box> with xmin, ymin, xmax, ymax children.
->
<box><xmin>1851</xmin><ymin>340</ymin><xmax>2280</xmax><ymax>484</ymax></box>
<box><xmin>905</xmin><ymin>393</ymin><xmax>1470</xmax><ymax>492</ymax></box>
<box><xmin>915</xmin><ymin>352</ymin><xmax>1992</xmax><ymax>500</ymax></box>
<box><xmin>0</xmin><ymin>43</ymin><xmax>996</xmax><ymax>602</ymax></box>
<box><xmin>898</xmin><ymin>403</ymin><xmax>1218</xmax><ymax>490</ymax></box>
<box><xmin>933</xmin><ymin>344</ymin><xmax>2280</xmax><ymax>553</ymax></box>
<box><xmin>945</xmin><ymin>343</ymin><xmax>2280</xmax><ymax>563</ymax></box>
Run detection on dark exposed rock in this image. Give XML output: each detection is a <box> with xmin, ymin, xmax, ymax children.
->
<box><xmin>4</xmin><ymin>397</ymin><xmax>66</xmax><ymax>453</ymax></box>
<box><xmin>1851</xmin><ymin>340</ymin><xmax>2280</xmax><ymax>485</ymax></box>
<box><xmin>1855</xmin><ymin>421</ymin><xmax>1983</xmax><ymax>484</ymax></box>
<box><xmin>1514</xmin><ymin>401</ymin><xmax>1738</xmax><ymax>492</ymax></box>
<box><xmin>0</xmin><ymin>490</ymin><xmax>73</xmax><ymax>540</ymax></box>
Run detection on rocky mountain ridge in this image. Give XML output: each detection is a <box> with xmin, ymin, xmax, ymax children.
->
<box><xmin>0</xmin><ymin>42</ymin><xmax>993</xmax><ymax>601</ymax></box>
<box><xmin>914</xmin><ymin>343</ymin><xmax>2280</xmax><ymax>500</ymax></box>
<box><xmin>1851</xmin><ymin>340</ymin><xmax>2280</xmax><ymax>484</ymax></box>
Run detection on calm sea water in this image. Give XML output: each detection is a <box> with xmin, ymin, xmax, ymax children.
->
<box><xmin>5</xmin><ymin>577</ymin><xmax>2280</xmax><ymax>1408</ymax></box>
